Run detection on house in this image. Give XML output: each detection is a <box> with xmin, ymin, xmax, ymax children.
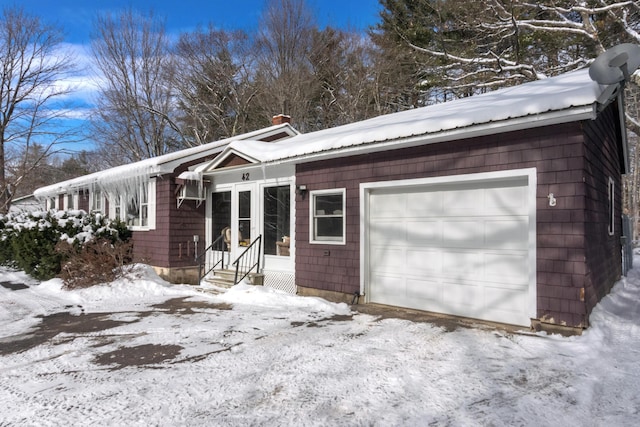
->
<box><xmin>35</xmin><ymin>60</ymin><xmax>632</xmax><ymax>334</ymax></box>
<box><xmin>34</xmin><ymin>119</ymin><xmax>299</xmax><ymax>285</ymax></box>
<box><xmin>9</xmin><ymin>194</ymin><xmax>40</xmax><ymax>213</ymax></box>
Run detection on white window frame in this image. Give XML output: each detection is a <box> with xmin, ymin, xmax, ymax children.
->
<box><xmin>110</xmin><ymin>178</ymin><xmax>156</xmax><ymax>231</ymax></box>
<box><xmin>309</xmin><ymin>188</ymin><xmax>346</xmax><ymax>245</ymax></box>
<box><xmin>608</xmin><ymin>177</ymin><xmax>615</xmax><ymax>236</ymax></box>
<box><xmin>64</xmin><ymin>193</ymin><xmax>77</xmax><ymax>211</ymax></box>
<box><xmin>91</xmin><ymin>189</ymin><xmax>103</xmax><ymax>213</ymax></box>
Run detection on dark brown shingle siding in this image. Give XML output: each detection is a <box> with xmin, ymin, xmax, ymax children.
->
<box><xmin>296</xmin><ymin>105</ymin><xmax>623</xmax><ymax>328</ymax></box>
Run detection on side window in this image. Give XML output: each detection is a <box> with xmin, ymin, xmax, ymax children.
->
<box><xmin>608</xmin><ymin>177</ymin><xmax>615</xmax><ymax>236</ymax></box>
<box><xmin>91</xmin><ymin>190</ymin><xmax>102</xmax><ymax>213</ymax></box>
<box><xmin>310</xmin><ymin>189</ymin><xmax>346</xmax><ymax>245</ymax></box>
<box><xmin>125</xmin><ymin>179</ymin><xmax>156</xmax><ymax>230</ymax></box>
<box><xmin>65</xmin><ymin>193</ymin><xmax>75</xmax><ymax>210</ymax></box>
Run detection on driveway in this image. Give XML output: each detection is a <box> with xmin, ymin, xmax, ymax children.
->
<box><xmin>1</xmin><ymin>269</ymin><xmax>639</xmax><ymax>426</ymax></box>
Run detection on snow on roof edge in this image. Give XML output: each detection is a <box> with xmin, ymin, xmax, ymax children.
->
<box><xmin>34</xmin><ymin>123</ymin><xmax>297</xmax><ymax>198</ymax></box>
<box><xmin>219</xmin><ymin>68</ymin><xmax>605</xmax><ymax>166</ymax></box>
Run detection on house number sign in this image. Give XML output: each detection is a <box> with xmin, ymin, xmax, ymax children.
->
<box><xmin>241</xmin><ymin>173</ymin><xmax>250</xmax><ymax>181</ymax></box>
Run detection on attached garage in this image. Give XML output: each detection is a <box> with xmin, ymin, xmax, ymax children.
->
<box><xmin>361</xmin><ymin>169</ymin><xmax>537</xmax><ymax>327</ymax></box>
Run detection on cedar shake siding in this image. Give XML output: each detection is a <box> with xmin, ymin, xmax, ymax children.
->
<box><xmin>132</xmin><ymin>173</ymin><xmax>205</xmax><ymax>270</ymax></box>
<box><xmin>582</xmin><ymin>104</ymin><xmax>623</xmax><ymax>322</ymax></box>
<box><xmin>295</xmin><ymin>103</ymin><xmax>623</xmax><ymax>329</ymax></box>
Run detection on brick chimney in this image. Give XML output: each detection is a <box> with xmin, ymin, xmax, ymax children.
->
<box><xmin>272</xmin><ymin>114</ymin><xmax>291</xmax><ymax>125</ymax></box>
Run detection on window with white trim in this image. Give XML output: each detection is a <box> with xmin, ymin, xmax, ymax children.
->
<box><xmin>112</xmin><ymin>192</ymin><xmax>122</xmax><ymax>220</ymax></box>
<box><xmin>310</xmin><ymin>189</ymin><xmax>346</xmax><ymax>244</ymax></box>
<box><xmin>608</xmin><ymin>177</ymin><xmax>615</xmax><ymax>236</ymax></box>
<box><xmin>126</xmin><ymin>182</ymin><xmax>149</xmax><ymax>227</ymax></box>
<box><xmin>91</xmin><ymin>190</ymin><xmax>103</xmax><ymax>213</ymax></box>
<box><xmin>64</xmin><ymin>193</ymin><xmax>76</xmax><ymax>210</ymax></box>
<box><xmin>109</xmin><ymin>179</ymin><xmax>156</xmax><ymax>230</ymax></box>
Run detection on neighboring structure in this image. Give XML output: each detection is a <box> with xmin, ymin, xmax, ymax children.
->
<box><xmin>9</xmin><ymin>194</ymin><xmax>40</xmax><ymax>213</ymax></box>
<box><xmin>36</xmin><ymin>65</ymin><xmax>631</xmax><ymax>333</ymax></box>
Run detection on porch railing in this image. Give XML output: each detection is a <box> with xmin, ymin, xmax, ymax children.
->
<box><xmin>233</xmin><ymin>235</ymin><xmax>262</xmax><ymax>284</ymax></box>
<box><xmin>197</xmin><ymin>233</ymin><xmax>227</xmax><ymax>283</ymax></box>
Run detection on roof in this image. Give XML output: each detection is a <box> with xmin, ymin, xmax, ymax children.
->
<box><xmin>36</xmin><ymin>66</ymin><xmax>622</xmax><ymax>198</ymax></box>
<box><xmin>200</xmin><ymin>67</ymin><xmax>608</xmax><ymax>170</ymax></box>
<box><xmin>34</xmin><ymin>123</ymin><xmax>299</xmax><ymax>198</ymax></box>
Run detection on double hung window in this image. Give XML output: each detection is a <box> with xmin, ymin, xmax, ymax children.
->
<box><xmin>310</xmin><ymin>189</ymin><xmax>346</xmax><ymax>244</ymax></box>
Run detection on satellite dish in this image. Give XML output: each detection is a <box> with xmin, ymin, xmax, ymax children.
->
<box><xmin>589</xmin><ymin>43</ymin><xmax>640</xmax><ymax>85</ymax></box>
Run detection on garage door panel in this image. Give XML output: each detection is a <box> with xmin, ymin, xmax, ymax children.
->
<box><xmin>406</xmin><ymin>220</ymin><xmax>442</xmax><ymax>245</ymax></box>
<box><xmin>406</xmin><ymin>278</ymin><xmax>441</xmax><ymax>305</ymax></box>
<box><xmin>442</xmin><ymin>251</ymin><xmax>481</xmax><ymax>279</ymax></box>
<box><xmin>406</xmin><ymin>249</ymin><xmax>442</xmax><ymax>275</ymax></box>
<box><xmin>369</xmin><ymin>273</ymin><xmax>405</xmax><ymax>302</ymax></box>
<box><xmin>443</xmin><ymin>281</ymin><xmax>482</xmax><ymax>314</ymax></box>
<box><xmin>370</xmin><ymin>193</ymin><xmax>406</xmax><ymax>218</ymax></box>
<box><xmin>443</xmin><ymin>221</ymin><xmax>484</xmax><ymax>247</ymax></box>
<box><xmin>369</xmin><ymin>219</ymin><xmax>406</xmax><ymax>242</ymax></box>
<box><xmin>443</xmin><ymin>188</ymin><xmax>484</xmax><ymax>216</ymax></box>
<box><xmin>482</xmin><ymin>286</ymin><xmax>529</xmax><ymax>325</ymax></box>
<box><xmin>484</xmin><ymin>219</ymin><xmax>528</xmax><ymax>249</ymax></box>
<box><xmin>371</xmin><ymin>246</ymin><xmax>404</xmax><ymax>272</ymax></box>
<box><xmin>485</xmin><ymin>185</ymin><xmax>527</xmax><ymax>215</ymax></box>
<box><xmin>484</xmin><ymin>252</ymin><xmax>528</xmax><ymax>284</ymax></box>
<box><xmin>406</xmin><ymin>191</ymin><xmax>444</xmax><ymax>217</ymax></box>
<box><xmin>367</xmin><ymin>174</ymin><xmax>534</xmax><ymax>327</ymax></box>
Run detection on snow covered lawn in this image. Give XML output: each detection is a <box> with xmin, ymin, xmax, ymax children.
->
<box><xmin>1</xmin><ymin>264</ymin><xmax>639</xmax><ymax>426</ymax></box>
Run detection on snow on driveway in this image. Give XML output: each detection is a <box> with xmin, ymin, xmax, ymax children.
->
<box><xmin>1</xmin><ymin>263</ymin><xmax>639</xmax><ymax>426</ymax></box>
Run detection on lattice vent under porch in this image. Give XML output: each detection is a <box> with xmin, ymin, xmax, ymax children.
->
<box><xmin>263</xmin><ymin>271</ymin><xmax>296</xmax><ymax>294</ymax></box>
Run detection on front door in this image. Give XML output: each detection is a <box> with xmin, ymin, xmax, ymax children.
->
<box><xmin>211</xmin><ymin>184</ymin><xmax>256</xmax><ymax>263</ymax></box>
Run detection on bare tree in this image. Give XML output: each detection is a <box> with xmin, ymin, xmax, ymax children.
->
<box><xmin>253</xmin><ymin>0</ymin><xmax>319</xmax><ymax>132</ymax></box>
<box><xmin>376</xmin><ymin>1</ymin><xmax>639</xmax><ymax>93</ymax></box>
<box><xmin>90</xmin><ymin>9</ymin><xmax>179</xmax><ymax>166</ymax></box>
<box><xmin>173</xmin><ymin>26</ymin><xmax>260</xmax><ymax>145</ymax></box>
<box><xmin>309</xmin><ymin>27</ymin><xmax>390</xmax><ymax>127</ymax></box>
<box><xmin>0</xmin><ymin>6</ymin><xmax>77</xmax><ymax>213</ymax></box>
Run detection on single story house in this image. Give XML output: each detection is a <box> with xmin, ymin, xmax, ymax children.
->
<box><xmin>35</xmin><ymin>61</ymin><xmax>632</xmax><ymax>333</ymax></box>
<box><xmin>9</xmin><ymin>194</ymin><xmax>41</xmax><ymax>213</ymax></box>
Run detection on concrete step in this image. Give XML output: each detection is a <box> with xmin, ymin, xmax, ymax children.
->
<box><xmin>202</xmin><ymin>269</ymin><xmax>264</xmax><ymax>287</ymax></box>
<box><xmin>203</xmin><ymin>276</ymin><xmax>235</xmax><ymax>289</ymax></box>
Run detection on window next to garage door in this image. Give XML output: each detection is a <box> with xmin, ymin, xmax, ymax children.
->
<box><xmin>310</xmin><ymin>188</ymin><xmax>346</xmax><ymax>245</ymax></box>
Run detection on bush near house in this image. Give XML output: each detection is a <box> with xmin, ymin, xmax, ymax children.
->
<box><xmin>0</xmin><ymin>210</ymin><xmax>131</xmax><ymax>285</ymax></box>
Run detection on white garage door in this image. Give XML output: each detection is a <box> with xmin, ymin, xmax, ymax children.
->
<box><xmin>367</xmin><ymin>174</ymin><xmax>535</xmax><ymax>326</ymax></box>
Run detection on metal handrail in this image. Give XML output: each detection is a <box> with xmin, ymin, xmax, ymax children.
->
<box><xmin>197</xmin><ymin>233</ymin><xmax>227</xmax><ymax>283</ymax></box>
<box><xmin>232</xmin><ymin>235</ymin><xmax>262</xmax><ymax>285</ymax></box>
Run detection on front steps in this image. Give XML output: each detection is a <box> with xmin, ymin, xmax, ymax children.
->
<box><xmin>202</xmin><ymin>269</ymin><xmax>264</xmax><ymax>289</ymax></box>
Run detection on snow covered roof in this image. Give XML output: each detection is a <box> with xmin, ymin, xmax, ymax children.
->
<box><xmin>200</xmin><ymin>67</ymin><xmax>609</xmax><ymax>170</ymax></box>
<box><xmin>34</xmin><ymin>123</ymin><xmax>299</xmax><ymax>198</ymax></box>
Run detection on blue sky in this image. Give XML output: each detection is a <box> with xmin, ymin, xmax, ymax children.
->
<box><xmin>15</xmin><ymin>0</ymin><xmax>382</xmax><ymax>43</ymax></box>
<box><xmin>8</xmin><ymin>1</ymin><xmax>383</xmax><ymax>153</ymax></box>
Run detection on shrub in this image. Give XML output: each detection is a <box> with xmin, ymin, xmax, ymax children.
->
<box><xmin>0</xmin><ymin>210</ymin><xmax>132</xmax><ymax>281</ymax></box>
<box><xmin>57</xmin><ymin>238</ymin><xmax>133</xmax><ymax>289</ymax></box>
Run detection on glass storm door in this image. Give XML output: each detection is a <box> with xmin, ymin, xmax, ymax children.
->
<box><xmin>234</xmin><ymin>185</ymin><xmax>254</xmax><ymax>253</ymax></box>
<box><xmin>211</xmin><ymin>191</ymin><xmax>232</xmax><ymax>260</ymax></box>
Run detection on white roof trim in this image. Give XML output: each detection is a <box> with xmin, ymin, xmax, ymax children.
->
<box><xmin>203</xmin><ymin>68</ymin><xmax>606</xmax><ymax>167</ymax></box>
<box><xmin>34</xmin><ymin>123</ymin><xmax>298</xmax><ymax>199</ymax></box>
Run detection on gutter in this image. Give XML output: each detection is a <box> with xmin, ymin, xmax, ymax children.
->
<box><xmin>262</xmin><ymin>104</ymin><xmax>598</xmax><ymax>166</ymax></box>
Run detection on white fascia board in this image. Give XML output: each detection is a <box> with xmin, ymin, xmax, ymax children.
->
<box><xmin>34</xmin><ymin>123</ymin><xmax>300</xmax><ymax>199</ymax></box>
<box><xmin>266</xmin><ymin>105</ymin><xmax>598</xmax><ymax>166</ymax></box>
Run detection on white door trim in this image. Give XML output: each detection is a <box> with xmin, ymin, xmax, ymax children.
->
<box><xmin>359</xmin><ymin>168</ymin><xmax>537</xmax><ymax>322</ymax></box>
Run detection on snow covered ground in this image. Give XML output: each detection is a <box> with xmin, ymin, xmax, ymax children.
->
<box><xmin>1</xmin><ymin>263</ymin><xmax>639</xmax><ymax>426</ymax></box>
